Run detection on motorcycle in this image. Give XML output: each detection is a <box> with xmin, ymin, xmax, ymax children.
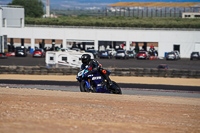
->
<box><xmin>76</xmin><ymin>66</ymin><xmax>122</xmax><ymax>94</ymax></box>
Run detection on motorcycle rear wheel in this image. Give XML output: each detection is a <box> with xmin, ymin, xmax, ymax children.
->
<box><xmin>109</xmin><ymin>81</ymin><xmax>122</xmax><ymax>94</ymax></box>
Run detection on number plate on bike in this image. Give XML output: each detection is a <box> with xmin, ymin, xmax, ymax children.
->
<box><xmin>92</xmin><ymin>76</ymin><xmax>101</xmax><ymax>80</ymax></box>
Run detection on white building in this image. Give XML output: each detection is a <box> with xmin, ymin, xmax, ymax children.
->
<box><xmin>1</xmin><ymin>6</ymin><xmax>200</xmax><ymax>58</ymax></box>
<box><xmin>182</xmin><ymin>12</ymin><xmax>200</xmax><ymax>18</ymax></box>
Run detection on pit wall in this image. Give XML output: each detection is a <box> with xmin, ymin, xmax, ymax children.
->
<box><xmin>0</xmin><ymin>66</ymin><xmax>200</xmax><ymax>78</ymax></box>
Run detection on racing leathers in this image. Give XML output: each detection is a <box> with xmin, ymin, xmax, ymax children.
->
<box><xmin>81</xmin><ymin>60</ymin><xmax>112</xmax><ymax>88</ymax></box>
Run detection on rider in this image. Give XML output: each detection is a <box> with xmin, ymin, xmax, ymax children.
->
<box><xmin>80</xmin><ymin>54</ymin><xmax>112</xmax><ymax>88</ymax></box>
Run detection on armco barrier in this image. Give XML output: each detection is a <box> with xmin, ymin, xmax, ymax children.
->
<box><xmin>0</xmin><ymin>66</ymin><xmax>200</xmax><ymax>78</ymax></box>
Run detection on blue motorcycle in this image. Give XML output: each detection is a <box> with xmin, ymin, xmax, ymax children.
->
<box><xmin>76</xmin><ymin>67</ymin><xmax>122</xmax><ymax>94</ymax></box>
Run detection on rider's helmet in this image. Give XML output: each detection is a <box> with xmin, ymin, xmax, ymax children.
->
<box><xmin>81</xmin><ymin>54</ymin><xmax>91</xmax><ymax>65</ymax></box>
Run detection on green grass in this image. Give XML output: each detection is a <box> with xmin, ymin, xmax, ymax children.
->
<box><xmin>25</xmin><ymin>16</ymin><xmax>200</xmax><ymax>28</ymax></box>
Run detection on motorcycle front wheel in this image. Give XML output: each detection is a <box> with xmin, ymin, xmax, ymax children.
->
<box><xmin>80</xmin><ymin>80</ymin><xmax>96</xmax><ymax>93</ymax></box>
<box><xmin>80</xmin><ymin>80</ymin><xmax>88</xmax><ymax>92</ymax></box>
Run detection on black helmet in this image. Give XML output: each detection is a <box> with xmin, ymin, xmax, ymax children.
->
<box><xmin>81</xmin><ymin>54</ymin><xmax>91</xmax><ymax>65</ymax></box>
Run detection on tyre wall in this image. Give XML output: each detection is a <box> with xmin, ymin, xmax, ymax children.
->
<box><xmin>0</xmin><ymin>66</ymin><xmax>200</xmax><ymax>78</ymax></box>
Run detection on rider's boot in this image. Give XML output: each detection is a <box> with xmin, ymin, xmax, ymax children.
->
<box><xmin>100</xmin><ymin>74</ymin><xmax>112</xmax><ymax>89</ymax></box>
<box><xmin>99</xmin><ymin>68</ymin><xmax>112</xmax><ymax>89</ymax></box>
<box><xmin>106</xmin><ymin>77</ymin><xmax>112</xmax><ymax>89</ymax></box>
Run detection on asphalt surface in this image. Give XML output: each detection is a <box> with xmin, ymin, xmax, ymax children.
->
<box><xmin>1</xmin><ymin>54</ymin><xmax>200</xmax><ymax>70</ymax></box>
<box><xmin>0</xmin><ymin>80</ymin><xmax>199</xmax><ymax>98</ymax></box>
<box><xmin>0</xmin><ymin>79</ymin><xmax>199</xmax><ymax>92</ymax></box>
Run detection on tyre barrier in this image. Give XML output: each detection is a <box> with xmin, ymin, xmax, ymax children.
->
<box><xmin>0</xmin><ymin>66</ymin><xmax>200</xmax><ymax>78</ymax></box>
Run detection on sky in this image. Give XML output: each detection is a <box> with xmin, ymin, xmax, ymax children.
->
<box><xmin>1</xmin><ymin>0</ymin><xmax>200</xmax><ymax>9</ymax></box>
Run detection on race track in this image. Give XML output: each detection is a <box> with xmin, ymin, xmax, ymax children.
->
<box><xmin>0</xmin><ymin>79</ymin><xmax>199</xmax><ymax>98</ymax></box>
<box><xmin>1</xmin><ymin>55</ymin><xmax>200</xmax><ymax>98</ymax></box>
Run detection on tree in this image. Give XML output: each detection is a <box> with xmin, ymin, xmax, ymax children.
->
<box><xmin>8</xmin><ymin>0</ymin><xmax>44</xmax><ymax>18</ymax></box>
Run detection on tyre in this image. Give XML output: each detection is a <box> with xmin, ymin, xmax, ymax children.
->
<box><xmin>109</xmin><ymin>81</ymin><xmax>122</xmax><ymax>94</ymax></box>
<box><xmin>80</xmin><ymin>80</ymin><xmax>96</xmax><ymax>93</ymax></box>
<box><xmin>80</xmin><ymin>80</ymin><xmax>88</xmax><ymax>92</ymax></box>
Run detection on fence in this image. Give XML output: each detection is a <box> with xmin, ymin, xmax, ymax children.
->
<box><xmin>52</xmin><ymin>7</ymin><xmax>200</xmax><ymax>18</ymax></box>
<box><xmin>105</xmin><ymin>7</ymin><xmax>200</xmax><ymax>18</ymax></box>
<box><xmin>0</xmin><ymin>66</ymin><xmax>200</xmax><ymax>78</ymax></box>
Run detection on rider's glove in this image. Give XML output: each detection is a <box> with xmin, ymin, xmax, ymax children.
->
<box><xmin>97</xmin><ymin>64</ymin><xmax>102</xmax><ymax>70</ymax></box>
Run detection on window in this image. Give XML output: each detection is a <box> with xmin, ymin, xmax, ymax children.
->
<box><xmin>173</xmin><ymin>45</ymin><xmax>180</xmax><ymax>53</ymax></box>
<box><xmin>194</xmin><ymin>15</ymin><xmax>200</xmax><ymax>18</ymax></box>
<box><xmin>0</xmin><ymin>36</ymin><xmax>2</xmax><ymax>53</ymax></box>
<box><xmin>185</xmin><ymin>15</ymin><xmax>191</xmax><ymax>18</ymax></box>
<box><xmin>20</xmin><ymin>18</ymin><xmax>24</xmax><ymax>27</ymax></box>
<box><xmin>62</xmin><ymin>57</ymin><xmax>67</xmax><ymax>61</ymax></box>
<box><xmin>50</xmin><ymin>57</ymin><xmax>54</xmax><ymax>60</ymax></box>
<box><xmin>3</xmin><ymin>18</ymin><xmax>6</xmax><ymax>27</ymax></box>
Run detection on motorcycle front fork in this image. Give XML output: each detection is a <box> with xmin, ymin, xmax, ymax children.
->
<box><xmin>87</xmin><ymin>79</ymin><xmax>94</xmax><ymax>92</ymax></box>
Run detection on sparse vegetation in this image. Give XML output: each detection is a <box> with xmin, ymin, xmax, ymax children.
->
<box><xmin>25</xmin><ymin>16</ymin><xmax>200</xmax><ymax>28</ymax></box>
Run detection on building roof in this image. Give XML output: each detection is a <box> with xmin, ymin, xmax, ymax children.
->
<box><xmin>108</xmin><ymin>2</ymin><xmax>200</xmax><ymax>7</ymax></box>
<box><xmin>0</xmin><ymin>5</ymin><xmax>23</xmax><ymax>8</ymax></box>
